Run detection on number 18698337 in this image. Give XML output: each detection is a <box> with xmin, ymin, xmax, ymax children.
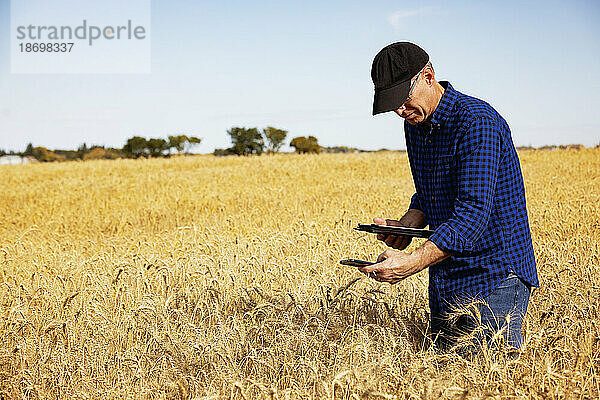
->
<box><xmin>19</xmin><ymin>42</ymin><xmax>74</xmax><ymax>52</ymax></box>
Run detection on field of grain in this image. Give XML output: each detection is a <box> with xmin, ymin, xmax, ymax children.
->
<box><xmin>1</xmin><ymin>149</ymin><xmax>599</xmax><ymax>399</ymax></box>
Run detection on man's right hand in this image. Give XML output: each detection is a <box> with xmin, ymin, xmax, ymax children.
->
<box><xmin>373</xmin><ymin>217</ymin><xmax>412</xmax><ymax>250</ymax></box>
<box><xmin>373</xmin><ymin>209</ymin><xmax>427</xmax><ymax>250</ymax></box>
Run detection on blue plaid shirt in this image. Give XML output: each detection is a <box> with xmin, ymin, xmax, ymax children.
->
<box><xmin>404</xmin><ymin>81</ymin><xmax>539</xmax><ymax>315</ymax></box>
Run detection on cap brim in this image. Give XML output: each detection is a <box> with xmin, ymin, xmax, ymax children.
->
<box><xmin>372</xmin><ymin>79</ymin><xmax>411</xmax><ymax>116</ymax></box>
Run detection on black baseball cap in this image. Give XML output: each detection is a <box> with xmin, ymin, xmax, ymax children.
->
<box><xmin>371</xmin><ymin>42</ymin><xmax>429</xmax><ymax>115</ymax></box>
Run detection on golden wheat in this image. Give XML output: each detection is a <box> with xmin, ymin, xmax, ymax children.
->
<box><xmin>1</xmin><ymin>149</ymin><xmax>599</xmax><ymax>399</ymax></box>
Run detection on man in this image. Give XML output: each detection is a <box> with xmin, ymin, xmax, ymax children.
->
<box><xmin>360</xmin><ymin>42</ymin><xmax>539</xmax><ymax>353</ymax></box>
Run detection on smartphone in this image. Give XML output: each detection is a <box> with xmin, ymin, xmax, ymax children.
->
<box><xmin>339</xmin><ymin>259</ymin><xmax>375</xmax><ymax>267</ymax></box>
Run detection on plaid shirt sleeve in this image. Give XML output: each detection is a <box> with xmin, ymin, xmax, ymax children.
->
<box><xmin>409</xmin><ymin>192</ymin><xmax>423</xmax><ymax>211</ymax></box>
<box><xmin>428</xmin><ymin>117</ymin><xmax>501</xmax><ymax>253</ymax></box>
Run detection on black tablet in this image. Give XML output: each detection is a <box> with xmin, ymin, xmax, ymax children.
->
<box><xmin>354</xmin><ymin>224</ymin><xmax>434</xmax><ymax>238</ymax></box>
<box><xmin>339</xmin><ymin>259</ymin><xmax>375</xmax><ymax>267</ymax></box>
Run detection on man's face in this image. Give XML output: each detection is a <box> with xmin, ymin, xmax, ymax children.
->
<box><xmin>394</xmin><ymin>69</ymin><xmax>431</xmax><ymax>125</ymax></box>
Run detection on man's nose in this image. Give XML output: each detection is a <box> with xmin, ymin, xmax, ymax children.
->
<box><xmin>395</xmin><ymin>105</ymin><xmax>407</xmax><ymax>117</ymax></box>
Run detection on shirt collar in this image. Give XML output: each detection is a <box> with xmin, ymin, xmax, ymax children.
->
<box><xmin>429</xmin><ymin>81</ymin><xmax>456</xmax><ymax>127</ymax></box>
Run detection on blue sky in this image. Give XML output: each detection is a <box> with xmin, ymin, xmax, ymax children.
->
<box><xmin>1</xmin><ymin>0</ymin><xmax>599</xmax><ymax>153</ymax></box>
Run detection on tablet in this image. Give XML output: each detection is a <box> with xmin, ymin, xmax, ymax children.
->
<box><xmin>339</xmin><ymin>259</ymin><xmax>375</xmax><ymax>267</ymax></box>
<box><xmin>354</xmin><ymin>224</ymin><xmax>434</xmax><ymax>238</ymax></box>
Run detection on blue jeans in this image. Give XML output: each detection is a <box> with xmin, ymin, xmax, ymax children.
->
<box><xmin>430</xmin><ymin>273</ymin><xmax>531</xmax><ymax>353</ymax></box>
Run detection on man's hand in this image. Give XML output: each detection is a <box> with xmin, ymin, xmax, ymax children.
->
<box><xmin>357</xmin><ymin>249</ymin><xmax>423</xmax><ymax>284</ymax></box>
<box><xmin>358</xmin><ymin>240</ymin><xmax>451</xmax><ymax>284</ymax></box>
<box><xmin>373</xmin><ymin>209</ymin><xmax>426</xmax><ymax>250</ymax></box>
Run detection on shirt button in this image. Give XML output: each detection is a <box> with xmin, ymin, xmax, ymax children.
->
<box><xmin>427</xmin><ymin>139</ymin><xmax>432</xmax><ymax>144</ymax></box>
<box><xmin>431</xmin><ymin>195</ymin><xmax>435</xmax><ymax>200</ymax></box>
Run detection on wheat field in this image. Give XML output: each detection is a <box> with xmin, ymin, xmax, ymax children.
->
<box><xmin>1</xmin><ymin>149</ymin><xmax>599</xmax><ymax>399</ymax></box>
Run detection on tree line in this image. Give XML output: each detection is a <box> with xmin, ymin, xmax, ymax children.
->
<box><xmin>0</xmin><ymin>126</ymin><xmax>352</xmax><ymax>162</ymax></box>
<box><xmin>0</xmin><ymin>135</ymin><xmax>203</xmax><ymax>162</ymax></box>
<box><xmin>123</xmin><ymin>135</ymin><xmax>202</xmax><ymax>158</ymax></box>
<box><xmin>214</xmin><ymin>126</ymin><xmax>321</xmax><ymax>156</ymax></box>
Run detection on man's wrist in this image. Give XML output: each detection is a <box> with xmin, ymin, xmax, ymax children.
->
<box><xmin>409</xmin><ymin>240</ymin><xmax>451</xmax><ymax>271</ymax></box>
<box><xmin>407</xmin><ymin>250</ymin><xmax>427</xmax><ymax>273</ymax></box>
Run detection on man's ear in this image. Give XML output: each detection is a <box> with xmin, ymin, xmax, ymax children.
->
<box><xmin>423</xmin><ymin>68</ymin><xmax>435</xmax><ymax>86</ymax></box>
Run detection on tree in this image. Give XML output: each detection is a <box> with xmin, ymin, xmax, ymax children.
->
<box><xmin>168</xmin><ymin>135</ymin><xmax>202</xmax><ymax>154</ymax></box>
<box><xmin>262</xmin><ymin>126</ymin><xmax>287</xmax><ymax>153</ymax></box>
<box><xmin>227</xmin><ymin>127</ymin><xmax>264</xmax><ymax>156</ymax></box>
<box><xmin>76</xmin><ymin>143</ymin><xmax>88</xmax><ymax>160</ymax></box>
<box><xmin>187</xmin><ymin>136</ymin><xmax>202</xmax><ymax>153</ymax></box>
<box><xmin>123</xmin><ymin>136</ymin><xmax>148</xmax><ymax>158</ymax></box>
<box><xmin>168</xmin><ymin>135</ymin><xmax>187</xmax><ymax>153</ymax></box>
<box><xmin>24</xmin><ymin>143</ymin><xmax>34</xmax><ymax>156</ymax></box>
<box><xmin>290</xmin><ymin>136</ymin><xmax>321</xmax><ymax>154</ymax></box>
<box><xmin>147</xmin><ymin>138</ymin><xmax>168</xmax><ymax>157</ymax></box>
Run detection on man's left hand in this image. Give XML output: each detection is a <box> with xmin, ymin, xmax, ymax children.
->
<box><xmin>357</xmin><ymin>249</ymin><xmax>424</xmax><ymax>284</ymax></box>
